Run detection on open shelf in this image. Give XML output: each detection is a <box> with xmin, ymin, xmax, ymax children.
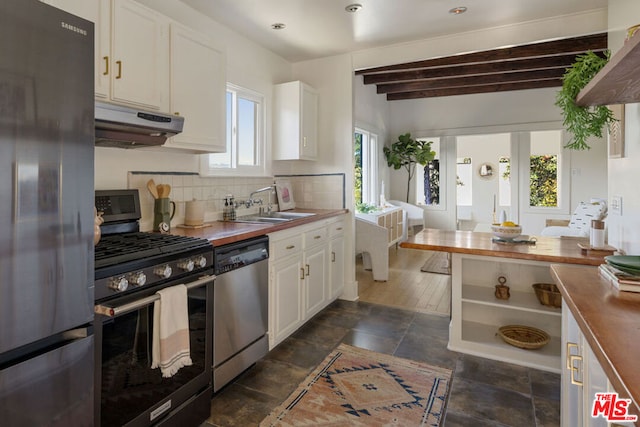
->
<box><xmin>451</xmin><ymin>321</ymin><xmax>561</xmax><ymax>373</ymax></box>
<box><xmin>462</xmin><ymin>284</ymin><xmax>561</xmax><ymax>316</ymax></box>
<box><xmin>577</xmin><ymin>30</ymin><xmax>640</xmax><ymax>106</ymax></box>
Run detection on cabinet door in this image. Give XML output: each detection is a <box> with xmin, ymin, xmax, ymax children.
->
<box><xmin>329</xmin><ymin>235</ymin><xmax>345</xmax><ymax>300</ymax></box>
<box><xmin>304</xmin><ymin>245</ymin><xmax>326</xmax><ymax>318</ymax></box>
<box><xmin>562</xmin><ymin>303</ymin><xmax>583</xmax><ymax>427</ymax></box>
<box><xmin>271</xmin><ymin>255</ymin><xmax>304</xmax><ymax>347</ymax></box>
<box><xmin>111</xmin><ymin>0</ymin><xmax>169</xmax><ymax>111</ymax></box>
<box><xmin>167</xmin><ymin>23</ymin><xmax>225</xmax><ymax>152</ymax></box>
<box><xmin>300</xmin><ymin>84</ymin><xmax>318</xmax><ymax>159</ymax></box>
<box><xmin>43</xmin><ymin>0</ymin><xmax>110</xmax><ymax>98</ymax></box>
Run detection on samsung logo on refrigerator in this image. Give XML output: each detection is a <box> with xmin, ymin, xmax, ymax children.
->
<box><xmin>61</xmin><ymin>21</ymin><xmax>87</xmax><ymax>36</ymax></box>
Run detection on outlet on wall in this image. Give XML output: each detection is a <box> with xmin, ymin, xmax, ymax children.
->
<box><xmin>610</xmin><ymin>196</ymin><xmax>622</xmax><ymax>215</ymax></box>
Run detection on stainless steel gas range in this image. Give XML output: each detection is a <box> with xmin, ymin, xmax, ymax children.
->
<box><xmin>94</xmin><ymin>189</ymin><xmax>214</xmax><ymax>427</ymax></box>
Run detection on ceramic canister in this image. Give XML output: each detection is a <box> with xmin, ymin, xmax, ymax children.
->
<box><xmin>185</xmin><ymin>199</ymin><xmax>205</xmax><ymax>226</ymax></box>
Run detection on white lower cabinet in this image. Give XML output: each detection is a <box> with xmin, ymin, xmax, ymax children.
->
<box><xmin>329</xmin><ymin>218</ymin><xmax>345</xmax><ymax>300</ymax></box>
<box><xmin>561</xmin><ymin>303</ymin><xmax>630</xmax><ymax>427</ymax></box>
<box><xmin>268</xmin><ymin>215</ymin><xmax>345</xmax><ymax>349</ymax></box>
<box><xmin>450</xmin><ymin>253</ymin><xmax>562</xmax><ymax>372</ymax></box>
<box><xmin>271</xmin><ymin>252</ymin><xmax>304</xmax><ymax>345</ymax></box>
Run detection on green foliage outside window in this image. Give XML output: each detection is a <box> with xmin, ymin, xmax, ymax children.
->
<box><xmin>530</xmin><ymin>155</ymin><xmax>558</xmax><ymax>207</ymax></box>
<box><xmin>354</xmin><ymin>133</ymin><xmax>362</xmax><ymax>204</ymax></box>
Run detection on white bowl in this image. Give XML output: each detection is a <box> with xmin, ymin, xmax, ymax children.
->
<box><xmin>491</xmin><ymin>224</ymin><xmax>522</xmax><ymax>240</ymax></box>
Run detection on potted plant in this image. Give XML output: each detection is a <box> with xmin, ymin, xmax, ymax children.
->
<box><xmin>555</xmin><ymin>51</ymin><xmax>616</xmax><ymax>150</ymax></box>
<box><xmin>383</xmin><ymin>133</ymin><xmax>435</xmax><ymax>202</ymax></box>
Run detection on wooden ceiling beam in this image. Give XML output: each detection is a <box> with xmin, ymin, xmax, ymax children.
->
<box><xmin>356</xmin><ymin>33</ymin><xmax>607</xmax><ymax>75</ymax></box>
<box><xmin>386</xmin><ymin>79</ymin><xmax>562</xmax><ymax>100</ymax></box>
<box><xmin>376</xmin><ymin>68</ymin><xmax>566</xmax><ymax>94</ymax></box>
<box><xmin>362</xmin><ymin>52</ymin><xmax>606</xmax><ymax>84</ymax></box>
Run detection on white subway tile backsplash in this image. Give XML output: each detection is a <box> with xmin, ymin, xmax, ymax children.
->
<box><xmin>126</xmin><ymin>172</ymin><xmax>344</xmax><ymax>231</ymax></box>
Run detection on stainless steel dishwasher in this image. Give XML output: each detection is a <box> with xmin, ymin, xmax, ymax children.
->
<box><xmin>212</xmin><ymin>235</ymin><xmax>269</xmax><ymax>392</ymax></box>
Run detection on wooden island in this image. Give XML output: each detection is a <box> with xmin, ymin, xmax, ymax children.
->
<box><xmin>400</xmin><ymin>229</ymin><xmax>607</xmax><ymax>373</ymax></box>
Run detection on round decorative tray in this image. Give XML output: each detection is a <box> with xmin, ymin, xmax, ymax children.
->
<box><xmin>497</xmin><ymin>325</ymin><xmax>550</xmax><ymax>350</ymax></box>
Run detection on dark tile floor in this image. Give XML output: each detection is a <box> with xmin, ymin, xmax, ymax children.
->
<box><xmin>201</xmin><ymin>300</ymin><xmax>560</xmax><ymax>426</ymax></box>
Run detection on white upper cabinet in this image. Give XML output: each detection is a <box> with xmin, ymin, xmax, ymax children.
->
<box><xmin>273</xmin><ymin>81</ymin><xmax>318</xmax><ymax>160</ymax></box>
<box><xmin>165</xmin><ymin>23</ymin><xmax>226</xmax><ymax>153</ymax></box>
<box><xmin>109</xmin><ymin>0</ymin><xmax>169</xmax><ymax>111</ymax></box>
<box><xmin>46</xmin><ymin>0</ymin><xmax>170</xmax><ymax>111</ymax></box>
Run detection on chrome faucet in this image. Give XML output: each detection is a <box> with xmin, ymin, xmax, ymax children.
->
<box><xmin>249</xmin><ymin>185</ymin><xmax>275</xmax><ymax>213</ymax></box>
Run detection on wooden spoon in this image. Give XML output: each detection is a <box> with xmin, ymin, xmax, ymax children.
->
<box><xmin>147</xmin><ymin>179</ymin><xmax>159</xmax><ymax>199</ymax></box>
<box><xmin>157</xmin><ymin>184</ymin><xmax>166</xmax><ymax>198</ymax></box>
<box><xmin>164</xmin><ymin>184</ymin><xmax>171</xmax><ymax>197</ymax></box>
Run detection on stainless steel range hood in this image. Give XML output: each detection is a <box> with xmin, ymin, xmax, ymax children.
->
<box><xmin>95</xmin><ymin>101</ymin><xmax>184</xmax><ymax>148</ymax></box>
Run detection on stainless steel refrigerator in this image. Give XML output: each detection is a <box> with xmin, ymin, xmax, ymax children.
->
<box><xmin>0</xmin><ymin>0</ymin><xmax>95</xmax><ymax>425</ymax></box>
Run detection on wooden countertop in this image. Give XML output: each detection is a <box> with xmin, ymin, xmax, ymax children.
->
<box><xmin>169</xmin><ymin>209</ymin><xmax>348</xmax><ymax>246</ymax></box>
<box><xmin>400</xmin><ymin>228</ymin><xmax>606</xmax><ymax>266</ymax></box>
<box><xmin>551</xmin><ymin>264</ymin><xmax>640</xmax><ymax>421</ymax></box>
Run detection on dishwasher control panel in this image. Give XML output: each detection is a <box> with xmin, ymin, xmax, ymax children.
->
<box><xmin>214</xmin><ymin>236</ymin><xmax>269</xmax><ymax>275</ymax></box>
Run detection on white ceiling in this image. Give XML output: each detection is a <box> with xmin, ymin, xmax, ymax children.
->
<box><xmin>180</xmin><ymin>0</ymin><xmax>608</xmax><ymax>63</ymax></box>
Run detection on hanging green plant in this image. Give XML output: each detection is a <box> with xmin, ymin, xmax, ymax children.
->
<box><xmin>555</xmin><ymin>50</ymin><xmax>616</xmax><ymax>150</ymax></box>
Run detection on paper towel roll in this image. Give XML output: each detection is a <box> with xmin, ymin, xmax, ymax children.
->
<box><xmin>185</xmin><ymin>199</ymin><xmax>205</xmax><ymax>226</ymax></box>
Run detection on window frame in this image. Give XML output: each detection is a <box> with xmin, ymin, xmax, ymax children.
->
<box><xmin>200</xmin><ymin>83</ymin><xmax>267</xmax><ymax>177</ymax></box>
<box><xmin>518</xmin><ymin>130</ymin><xmax>571</xmax><ymax>215</ymax></box>
<box><xmin>354</xmin><ymin>127</ymin><xmax>379</xmax><ymax>205</ymax></box>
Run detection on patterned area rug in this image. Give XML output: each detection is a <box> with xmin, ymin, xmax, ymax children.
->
<box><xmin>260</xmin><ymin>344</ymin><xmax>451</xmax><ymax>426</ymax></box>
<box><xmin>420</xmin><ymin>252</ymin><xmax>451</xmax><ymax>275</ymax></box>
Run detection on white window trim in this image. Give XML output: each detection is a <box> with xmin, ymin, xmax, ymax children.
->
<box><xmin>355</xmin><ymin>127</ymin><xmax>379</xmax><ymax>205</ymax></box>
<box><xmin>200</xmin><ymin>83</ymin><xmax>269</xmax><ymax>177</ymax></box>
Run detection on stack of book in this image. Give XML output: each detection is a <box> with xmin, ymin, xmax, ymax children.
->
<box><xmin>599</xmin><ymin>263</ymin><xmax>640</xmax><ymax>292</ymax></box>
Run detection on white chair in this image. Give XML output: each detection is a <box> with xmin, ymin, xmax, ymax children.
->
<box><xmin>541</xmin><ymin>199</ymin><xmax>607</xmax><ymax>238</ymax></box>
<box><xmin>387</xmin><ymin>200</ymin><xmax>424</xmax><ymax>236</ymax></box>
<box><xmin>355</xmin><ymin>218</ymin><xmax>389</xmax><ymax>281</ymax></box>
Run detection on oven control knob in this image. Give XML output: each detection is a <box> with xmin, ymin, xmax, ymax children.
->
<box><xmin>108</xmin><ymin>276</ymin><xmax>129</xmax><ymax>292</ymax></box>
<box><xmin>177</xmin><ymin>259</ymin><xmax>195</xmax><ymax>272</ymax></box>
<box><xmin>194</xmin><ymin>255</ymin><xmax>207</xmax><ymax>268</ymax></box>
<box><xmin>128</xmin><ymin>272</ymin><xmax>147</xmax><ymax>287</ymax></box>
<box><xmin>154</xmin><ymin>265</ymin><xmax>172</xmax><ymax>279</ymax></box>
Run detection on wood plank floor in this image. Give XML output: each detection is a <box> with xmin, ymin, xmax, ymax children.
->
<box><xmin>357</xmin><ymin>247</ymin><xmax>451</xmax><ymax>316</ymax></box>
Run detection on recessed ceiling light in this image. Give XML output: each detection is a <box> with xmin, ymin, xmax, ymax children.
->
<box><xmin>345</xmin><ymin>3</ymin><xmax>362</xmax><ymax>13</ymax></box>
<box><xmin>271</xmin><ymin>23</ymin><xmax>286</xmax><ymax>30</ymax></box>
<box><xmin>449</xmin><ymin>6</ymin><xmax>467</xmax><ymax>15</ymax></box>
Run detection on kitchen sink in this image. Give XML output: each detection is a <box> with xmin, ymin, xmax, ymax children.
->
<box><xmin>232</xmin><ymin>211</ymin><xmax>316</xmax><ymax>224</ymax></box>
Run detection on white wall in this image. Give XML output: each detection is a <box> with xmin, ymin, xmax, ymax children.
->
<box><xmin>283</xmin><ymin>54</ymin><xmax>359</xmax><ymax>300</ymax></box>
<box><xmin>354</xmin><ymin>75</ymin><xmax>391</xmax><ymax>202</ymax></box>
<box><xmin>607</xmin><ymin>0</ymin><xmax>640</xmax><ymax>254</ymax></box>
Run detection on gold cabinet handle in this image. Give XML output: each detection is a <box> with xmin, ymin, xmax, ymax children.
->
<box><xmin>115</xmin><ymin>60</ymin><xmax>122</xmax><ymax>79</ymax></box>
<box><xmin>300</xmin><ymin>268</ymin><xmax>305</xmax><ymax>280</ymax></box>
<box><xmin>331</xmin><ymin>251</ymin><xmax>336</xmax><ymax>262</ymax></box>
<box><xmin>314</xmin><ymin>235</ymin><xmax>321</xmax><ymax>239</ymax></box>
<box><xmin>174</xmin><ymin>112</ymin><xmax>180</xmax><ymax>116</ymax></box>
<box><xmin>286</xmin><ymin>245</ymin><xmax>295</xmax><ymax>250</ymax></box>
<box><xmin>566</xmin><ymin>342</ymin><xmax>578</xmax><ymax>369</ymax></box>
<box><xmin>336</xmin><ymin>227</ymin><xmax>343</xmax><ymax>231</ymax></box>
<box><xmin>305</xmin><ymin>264</ymin><xmax>310</xmax><ymax>276</ymax></box>
<box><xmin>569</xmin><ymin>354</ymin><xmax>583</xmax><ymax>386</ymax></box>
<box><xmin>103</xmin><ymin>56</ymin><xmax>109</xmax><ymax>75</ymax></box>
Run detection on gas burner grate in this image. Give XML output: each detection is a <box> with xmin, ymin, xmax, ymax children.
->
<box><xmin>95</xmin><ymin>232</ymin><xmax>210</xmax><ymax>269</ymax></box>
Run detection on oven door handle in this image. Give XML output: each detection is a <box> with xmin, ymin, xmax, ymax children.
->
<box><xmin>94</xmin><ymin>274</ymin><xmax>215</xmax><ymax>318</ymax></box>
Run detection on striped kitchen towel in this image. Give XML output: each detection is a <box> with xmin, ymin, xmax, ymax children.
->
<box><xmin>151</xmin><ymin>284</ymin><xmax>193</xmax><ymax>377</ymax></box>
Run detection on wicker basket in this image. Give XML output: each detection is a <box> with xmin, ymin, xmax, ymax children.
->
<box><xmin>497</xmin><ymin>325</ymin><xmax>550</xmax><ymax>350</ymax></box>
<box><xmin>532</xmin><ymin>283</ymin><xmax>562</xmax><ymax>308</ymax></box>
